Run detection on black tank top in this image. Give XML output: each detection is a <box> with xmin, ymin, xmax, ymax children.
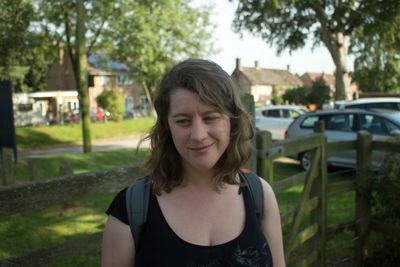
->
<box><xmin>107</xmin><ymin>185</ymin><xmax>273</xmax><ymax>266</ymax></box>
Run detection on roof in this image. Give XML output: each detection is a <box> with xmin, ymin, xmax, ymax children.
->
<box><xmin>88</xmin><ymin>53</ymin><xmax>128</xmax><ymax>72</ymax></box>
<box><xmin>300</xmin><ymin>72</ymin><xmax>335</xmax><ymax>87</ymax></box>
<box><xmin>237</xmin><ymin>67</ymin><xmax>303</xmax><ymax>86</ymax></box>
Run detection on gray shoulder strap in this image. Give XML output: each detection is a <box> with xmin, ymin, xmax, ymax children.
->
<box><xmin>126</xmin><ymin>175</ymin><xmax>152</xmax><ymax>250</ymax></box>
<box><xmin>240</xmin><ymin>171</ymin><xmax>264</xmax><ymax>225</ymax></box>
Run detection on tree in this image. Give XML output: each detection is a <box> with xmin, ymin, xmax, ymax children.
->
<box><xmin>104</xmin><ymin>0</ymin><xmax>215</xmax><ymax>115</ymax></box>
<box><xmin>282</xmin><ymin>86</ymin><xmax>310</xmax><ymax>105</ymax></box>
<box><xmin>351</xmin><ymin>7</ymin><xmax>400</xmax><ymax>93</ymax></box>
<box><xmin>307</xmin><ymin>76</ymin><xmax>331</xmax><ymax>108</ymax></box>
<box><xmin>96</xmin><ymin>90</ymin><xmax>125</xmax><ymax>121</ymax></box>
<box><xmin>0</xmin><ymin>0</ymin><xmax>34</xmax><ymax>80</ymax></box>
<box><xmin>232</xmin><ymin>0</ymin><xmax>400</xmax><ymax>100</ymax></box>
<box><xmin>0</xmin><ymin>0</ymin><xmax>58</xmax><ymax>92</ymax></box>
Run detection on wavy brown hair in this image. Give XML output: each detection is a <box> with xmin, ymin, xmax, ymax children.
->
<box><xmin>143</xmin><ymin>59</ymin><xmax>254</xmax><ymax>194</ymax></box>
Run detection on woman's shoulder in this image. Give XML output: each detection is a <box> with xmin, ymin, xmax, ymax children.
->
<box><xmin>106</xmin><ymin>187</ymin><xmax>129</xmax><ymax>225</ymax></box>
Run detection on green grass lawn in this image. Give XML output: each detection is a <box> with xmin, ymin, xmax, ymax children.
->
<box><xmin>0</xmin><ymin>152</ymin><xmax>356</xmax><ymax>266</ymax></box>
<box><xmin>15</xmin><ymin>117</ymin><xmax>155</xmax><ymax>149</ymax></box>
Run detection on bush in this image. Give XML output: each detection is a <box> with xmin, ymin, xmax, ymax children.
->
<box><xmin>364</xmin><ymin>152</ymin><xmax>400</xmax><ymax>265</ymax></box>
<box><xmin>282</xmin><ymin>86</ymin><xmax>310</xmax><ymax>105</ymax></box>
<box><xmin>282</xmin><ymin>77</ymin><xmax>330</xmax><ymax>108</ymax></box>
<box><xmin>96</xmin><ymin>90</ymin><xmax>125</xmax><ymax>121</ymax></box>
<box><xmin>307</xmin><ymin>76</ymin><xmax>331</xmax><ymax>109</ymax></box>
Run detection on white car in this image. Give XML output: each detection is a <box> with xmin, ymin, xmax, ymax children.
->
<box><xmin>255</xmin><ymin>105</ymin><xmax>309</xmax><ymax>140</ymax></box>
<box><xmin>337</xmin><ymin>97</ymin><xmax>400</xmax><ymax>111</ymax></box>
<box><xmin>286</xmin><ymin>109</ymin><xmax>400</xmax><ymax>170</ymax></box>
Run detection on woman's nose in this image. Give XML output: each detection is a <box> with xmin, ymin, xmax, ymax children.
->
<box><xmin>190</xmin><ymin>119</ymin><xmax>207</xmax><ymax>141</ymax></box>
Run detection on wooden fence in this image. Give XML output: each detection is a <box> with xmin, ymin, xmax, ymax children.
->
<box><xmin>1</xmin><ymin>122</ymin><xmax>400</xmax><ymax>264</ymax></box>
<box><xmin>257</xmin><ymin>123</ymin><xmax>400</xmax><ymax>266</ymax></box>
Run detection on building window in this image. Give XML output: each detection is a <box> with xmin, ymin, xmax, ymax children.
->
<box><xmin>18</xmin><ymin>103</ymin><xmax>33</xmax><ymax>112</ymax></box>
<box><xmin>117</xmin><ymin>75</ymin><xmax>132</xmax><ymax>85</ymax></box>
<box><xmin>125</xmin><ymin>96</ymin><xmax>133</xmax><ymax>110</ymax></box>
<box><xmin>97</xmin><ymin>76</ymin><xmax>107</xmax><ymax>86</ymax></box>
<box><xmin>66</xmin><ymin>99</ymin><xmax>79</xmax><ymax>111</ymax></box>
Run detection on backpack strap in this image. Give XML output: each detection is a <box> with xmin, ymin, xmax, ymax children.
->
<box><xmin>126</xmin><ymin>175</ymin><xmax>152</xmax><ymax>250</ymax></box>
<box><xmin>239</xmin><ymin>170</ymin><xmax>264</xmax><ymax>225</ymax></box>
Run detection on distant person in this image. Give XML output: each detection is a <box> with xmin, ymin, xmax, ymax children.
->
<box><xmin>102</xmin><ymin>59</ymin><xmax>285</xmax><ymax>266</ymax></box>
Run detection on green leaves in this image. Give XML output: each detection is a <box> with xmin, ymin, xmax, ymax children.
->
<box><xmin>0</xmin><ymin>0</ymin><xmax>34</xmax><ymax>77</ymax></box>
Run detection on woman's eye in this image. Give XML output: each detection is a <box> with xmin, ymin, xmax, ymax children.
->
<box><xmin>204</xmin><ymin>116</ymin><xmax>218</xmax><ymax>121</ymax></box>
<box><xmin>176</xmin><ymin>119</ymin><xmax>190</xmax><ymax>125</ymax></box>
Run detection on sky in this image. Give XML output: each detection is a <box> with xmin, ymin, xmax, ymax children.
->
<box><xmin>193</xmin><ymin>0</ymin><xmax>355</xmax><ymax>76</ymax></box>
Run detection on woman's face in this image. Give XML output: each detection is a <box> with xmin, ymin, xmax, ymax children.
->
<box><xmin>167</xmin><ymin>88</ymin><xmax>231</xmax><ymax>174</ymax></box>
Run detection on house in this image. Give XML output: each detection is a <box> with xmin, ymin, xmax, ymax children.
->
<box><xmin>300</xmin><ymin>72</ymin><xmax>359</xmax><ymax>100</ymax></box>
<box><xmin>38</xmin><ymin>46</ymin><xmax>145</xmax><ymax>121</ymax></box>
<box><xmin>231</xmin><ymin>58</ymin><xmax>303</xmax><ymax>105</ymax></box>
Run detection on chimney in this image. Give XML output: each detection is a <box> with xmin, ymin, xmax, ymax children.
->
<box><xmin>255</xmin><ymin>60</ymin><xmax>259</xmax><ymax>69</ymax></box>
<box><xmin>236</xmin><ymin>58</ymin><xmax>241</xmax><ymax>70</ymax></box>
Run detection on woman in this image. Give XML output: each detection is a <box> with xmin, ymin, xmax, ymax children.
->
<box><xmin>102</xmin><ymin>59</ymin><xmax>285</xmax><ymax>266</ymax></box>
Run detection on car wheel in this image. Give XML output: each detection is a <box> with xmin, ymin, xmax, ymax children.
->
<box><xmin>300</xmin><ymin>151</ymin><xmax>311</xmax><ymax>171</ymax></box>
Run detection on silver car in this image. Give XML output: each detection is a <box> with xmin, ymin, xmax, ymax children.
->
<box><xmin>286</xmin><ymin>109</ymin><xmax>400</xmax><ymax>170</ymax></box>
<box><xmin>255</xmin><ymin>105</ymin><xmax>309</xmax><ymax>140</ymax></box>
<box><xmin>337</xmin><ymin>97</ymin><xmax>400</xmax><ymax>111</ymax></box>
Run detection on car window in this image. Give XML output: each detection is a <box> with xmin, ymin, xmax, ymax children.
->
<box><xmin>289</xmin><ymin>110</ymin><xmax>301</xmax><ymax>118</ymax></box>
<box><xmin>347</xmin><ymin>102</ymin><xmax>399</xmax><ymax>110</ymax></box>
<box><xmin>300</xmin><ymin>115</ymin><xmax>319</xmax><ymax>128</ymax></box>
<box><xmin>265</xmin><ymin>109</ymin><xmax>280</xmax><ymax>117</ymax></box>
<box><xmin>282</xmin><ymin>109</ymin><xmax>290</xmax><ymax>118</ymax></box>
<box><xmin>322</xmin><ymin>114</ymin><xmax>354</xmax><ymax>131</ymax></box>
<box><xmin>359</xmin><ymin>114</ymin><xmax>399</xmax><ymax>135</ymax></box>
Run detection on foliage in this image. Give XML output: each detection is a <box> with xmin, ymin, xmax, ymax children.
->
<box><xmin>282</xmin><ymin>87</ymin><xmax>310</xmax><ymax>105</ymax></box>
<box><xmin>364</xmin><ymin>153</ymin><xmax>400</xmax><ymax>265</ymax></box>
<box><xmin>351</xmin><ymin>10</ymin><xmax>400</xmax><ymax>93</ymax></box>
<box><xmin>104</xmin><ymin>0</ymin><xmax>216</xmax><ymax>91</ymax></box>
<box><xmin>307</xmin><ymin>77</ymin><xmax>331</xmax><ymax>108</ymax></box>
<box><xmin>282</xmin><ymin>77</ymin><xmax>330</xmax><ymax>108</ymax></box>
<box><xmin>0</xmin><ymin>0</ymin><xmax>33</xmax><ymax>81</ymax></box>
<box><xmin>95</xmin><ymin>91</ymin><xmax>125</xmax><ymax>121</ymax></box>
<box><xmin>232</xmin><ymin>0</ymin><xmax>400</xmax><ymax>100</ymax></box>
<box><xmin>0</xmin><ymin>0</ymin><xmax>58</xmax><ymax>92</ymax></box>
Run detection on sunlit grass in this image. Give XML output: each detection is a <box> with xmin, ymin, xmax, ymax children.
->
<box><xmin>16</xmin><ymin>117</ymin><xmax>155</xmax><ymax>149</ymax></box>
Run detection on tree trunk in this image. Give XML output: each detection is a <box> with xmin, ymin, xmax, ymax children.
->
<box><xmin>76</xmin><ymin>0</ymin><xmax>92</xmax><ymax>153</ymax></box>
<box><xmin>317</xmin><ymin>6</ymin><xmax>352</xmax><ymax>101</ymax></box>
<box><xmin>329</xmin><ymin>33</ymin><xmax>352</xmax><ymax>100</ymax></box>
<box><xmin>142</xmin><ymin>81</ymin><xmax>156</xmax><ymax>118</ymax></box>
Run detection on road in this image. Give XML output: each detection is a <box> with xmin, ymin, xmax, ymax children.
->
<box><xmin>18</xmin><ymin>135</ymin><xmax>150</xmax><ymax>159</ymax></box>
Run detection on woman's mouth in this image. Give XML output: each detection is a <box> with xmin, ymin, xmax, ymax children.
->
<box><xmin>190</xmin><ymin>143</ymin><xmax>213</xmax><ymax>153</ymax></box>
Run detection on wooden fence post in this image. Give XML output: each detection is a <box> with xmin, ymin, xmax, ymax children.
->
<box><xmin>355</xmin><ymin>131</ymin><xmax>372</xmax><ymax>265</ymax></box>
<box><xmin>29</xmin><ymin>159</ymin><xmax>43</xmax><ymax>181</ymax></box>
<box><xmin>0</xmin><ymin>152</ymin><xmax>14</xmax><ymax>186</ymax></box>
<box><xmin>240</xmin><ymin>93</ymin><xmax>257</xmax><ymax>172</ymax></box>
<box><xmin>59</xmin><ymin>164</ymin><xmax>74</xmax><ymax>176</ymax></box>
<box><xmin>256</xmin><ymin>131</ymin><xmax>273</xmax><ymax>186</ymax></box>
<box><xmin>309</xmin><ymin>121</ymin><xmax>327</xmax><ymax>266</ymax></box>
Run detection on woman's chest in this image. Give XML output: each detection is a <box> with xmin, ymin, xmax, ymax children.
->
<box><xmin>156</xmin><ymin>189</ymin><xmax>246</xmax><ymax>246</ymax></box>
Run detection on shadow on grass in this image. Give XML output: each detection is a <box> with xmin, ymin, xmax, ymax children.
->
<box><xmin>16</xmin><ymin>127</ymin><xmax>77</xmax><ymax>149</ymax></box>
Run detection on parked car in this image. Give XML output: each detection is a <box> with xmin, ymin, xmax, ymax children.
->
<box><xmin>64</xmin><ymin>110</ymin><xmax>80</xmax><ymax>124</ymax></box>
<box><xmin>286</xmin><ymin>109</ymin><xmax>400</xmax><ymax>170</ymax></box>
<box><xmin>123</xmin><ymin>108</ymin><xmax>142</xmax><ymax>119</ymax></box>
<box><xmin>255</xmin><ymin>105</ymin><xmax>309</xmax><ymax>140</ymax></box>
<box><xmin>89</xmin><ymin>107</ymin><xmax>104</xmax><ymax>123</ymax></box>
<box><xmin>337</xmin><ymin>97</ymin><xmax>400</xmax><ymax>111</ymax></box>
